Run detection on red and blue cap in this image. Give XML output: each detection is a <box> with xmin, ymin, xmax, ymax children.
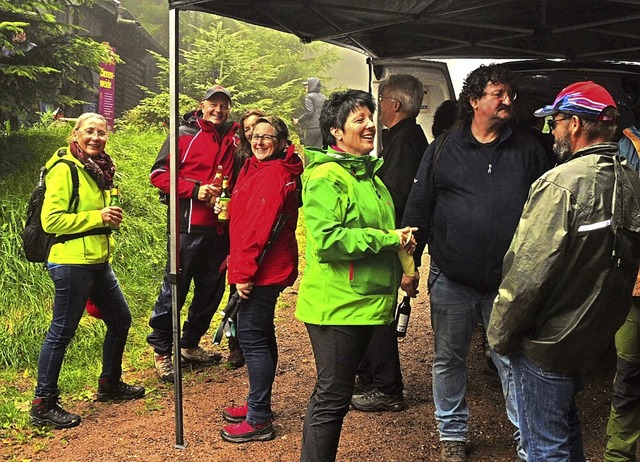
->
<box><xmin>534</xmin><ymin>81</ymin><xmax>617</xmax><ymax>121</ymax></box>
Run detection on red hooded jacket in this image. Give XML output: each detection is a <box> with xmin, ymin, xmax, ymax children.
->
<box><xmin>150</xmin><ymin>111</ymin><xmax>239</xmax><ymax>233</ymax></box>
<box><xmin>227</xmin><ymin>145</ymin><xmax>303</xmax><ymax>287</ymax></box>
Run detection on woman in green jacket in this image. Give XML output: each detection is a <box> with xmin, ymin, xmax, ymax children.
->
<box><xmin>296</xmin><ymin>90</ymin><xmax>416</xmax><ymax>462</ymax></box>
<box><xmin>30</xmin><ymin>113</ymin><xmax>144</xmax><ymax>430</ymax></box>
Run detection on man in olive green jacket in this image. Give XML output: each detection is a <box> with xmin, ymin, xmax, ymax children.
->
<box><xmin>488</xmin><ymin>81</ymin><xmax>640</xmax><ymax>459</ymax></box>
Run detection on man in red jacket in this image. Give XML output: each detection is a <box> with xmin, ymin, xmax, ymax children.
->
<box><xmin>148</xmin><ymin>86</ymin><xmax>239</xmax><ymax>383</ymax></box>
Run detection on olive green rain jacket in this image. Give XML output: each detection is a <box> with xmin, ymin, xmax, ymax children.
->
<box><xmin>488</xmin><ymin>143</ymin><xmax>640</xmax><ymax>373</ymax></box>
<box><xmin>295</xmin><ymin>146</ymin><xmax>401</xmax><ymax>326</ymax></box>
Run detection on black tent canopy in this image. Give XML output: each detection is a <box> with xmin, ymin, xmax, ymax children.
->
<box><xmin>163</xmin><ymin>0</ymin><xmax>640</xmax><ymax>447</ymax></box>
<box><xmin>168</xmin><ymin>0</ymin><xmax>640</xmax><ymax>62</ymax></box>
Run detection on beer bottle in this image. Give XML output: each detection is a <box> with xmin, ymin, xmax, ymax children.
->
<box><xmin>217</xmin><ymin>176</ymin><xmax>230</xmax><ymax>224</ymax></box>
<box><xmin>395</xmin><ymin>295</ymin><xmax>412</xmax><ymax>337</ymax></box>
<box><xmin>208</xmin><ymin>165</ymin><xmax>224</xmax><ymax>207</ymax></box>
<box><xmin>109</xmin><ymin>185</ymin><xmax>121</xmax><ymax>231</ymax></box>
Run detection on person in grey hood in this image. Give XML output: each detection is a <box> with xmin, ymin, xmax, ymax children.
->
<box><xmin>293</xmin><ymin>77</ymin><xmax>326</xmax><ymax>147</ymax></box>
<box><xmin>488</xmin><ymin>81</ymin><xmax>640</xmax><ymax>460</ymax></box>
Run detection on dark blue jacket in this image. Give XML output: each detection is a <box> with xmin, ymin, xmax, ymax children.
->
<box><xmin>402</xmin><ymin>124</ymin><xmax>547</xmax><ymax>293</ymax></box>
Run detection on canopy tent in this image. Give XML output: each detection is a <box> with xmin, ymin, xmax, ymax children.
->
<box><xmin>164</xmin><ymin>0</ymin><xmax>640</xmax><ymax>448</ymax></box>
<box><xmin>168</xmin><ymin>0</ymin><xmax>640</xmax><ymax>62</ymax></box>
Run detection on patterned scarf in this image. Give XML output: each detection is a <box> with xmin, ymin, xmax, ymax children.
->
<box><xmin>70</xmin><ymin>141</ymin><xmax>115</xmax><ymax>190</ymax></box>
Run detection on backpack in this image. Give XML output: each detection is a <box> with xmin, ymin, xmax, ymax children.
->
<box><xmin>22</xmin><ymin>153</ymin><xmax>110</xmax><ymax>263</ymax></box>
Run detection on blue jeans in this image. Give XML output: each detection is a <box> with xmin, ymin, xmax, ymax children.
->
<box><xmin>147</xmin><ymin>232</ymin><xmax>228</xmax><ymax>354</ymax></box>
<box><xmin>36</xmin><ymin>263</ymin><xmax>132</xmax><ymax>396</ymax></box>
<box><xmin>301</xmin><ymin>324</ymin><xmax>374</xmax><ymax>462</ymax></box>
<box><xmin>236</xmin><ymin>285</ymin><xmax>283</xmax><ymax>424</ymax></box>
<box><xmin>511</xmin><ymin>352</ymin><xmax>585</xmax><ymax>461</ymax></box>
<box><xmin>428</xmin><ymin>263</ymin><xmax>519</xmax><ymax>442</ymax></box>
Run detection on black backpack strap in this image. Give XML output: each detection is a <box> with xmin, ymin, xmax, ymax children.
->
<box><xmin>49</xmin><ymin>156</ymin><xmax>111</xmax><ymax>244</ymax></box>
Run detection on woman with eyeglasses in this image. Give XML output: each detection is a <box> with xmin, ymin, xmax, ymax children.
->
<box><xmin>30</xmin><ymin>113</ymin><xmax>144</xmax><ymax>430</ymax></box>
<box><xmin>219</xmin><ymin>116</ymin><xmax>303</xmax><ymax>443</ymax></box>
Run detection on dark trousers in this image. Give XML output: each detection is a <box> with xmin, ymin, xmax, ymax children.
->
<box><xmin>357</xmin><ymin>323</ymin><xmax>404</xmax><ymax>395</ymax></box>
<box><xmin>147</xmin><ymin>232</ymin><xmax>228</xmax><ymax>354</ymax></box>
<box><xmin>236</xmin><ymin>285</ymin><xmax>283</xmax><ymax>424</ymax></box>
<box><xmin>36</xmin><ymin>263</ymin><xmax>131</xmax><ymax>396</ymax></box>
<box><xmin>301</xmin><ymin>324</ymin><xmax>374</xmax><ymax>462</ymax></box>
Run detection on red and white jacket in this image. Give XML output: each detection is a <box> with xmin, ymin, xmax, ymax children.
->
<box><xmin>150</xmin><ymin>110</ymin><xmax>239</xmax><ymax>233</ymax></box>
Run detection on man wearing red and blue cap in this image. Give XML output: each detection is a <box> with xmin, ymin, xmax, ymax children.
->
<box><xmin>488</xmin><ymin>81</ymin><xmax>640</xmax><ymax>460</ymax></box>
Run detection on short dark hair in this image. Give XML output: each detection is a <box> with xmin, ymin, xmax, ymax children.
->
<box><xmin>320</xmin><ymin>89</ymin><xmax>375</xmax><ymax>146</ymax></box>
<box><xmin>579</xmin><ymin>107</ymin><xmax>619</xmax><ymax>142</ymax></box>
<box><xmin>458</xmin><ymin>64</ymin><xmax>514</xmax><ymax>124</ymax></box>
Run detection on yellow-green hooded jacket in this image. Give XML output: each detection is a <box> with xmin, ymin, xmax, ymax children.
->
<box><xmin>295</xmin><ymin>146</ymin><xmax>401</xmax><ymax>326</ymax></box>
<box><xmin>41</xmin><ymin>148</ymin><xmax>113</xmax><ymax>264</ymax></box>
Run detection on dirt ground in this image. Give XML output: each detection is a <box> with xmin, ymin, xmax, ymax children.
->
<box><xmin>6</xmin><ymin>277</ymin><xmax>618</xmax><ymax>462</ymax></box>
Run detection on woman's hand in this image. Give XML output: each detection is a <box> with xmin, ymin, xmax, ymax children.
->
<box><xmin>101</xmin><ymin>206</ymin><xmax>123</xmax><ymax>228</ymax></box>
<box><xmin>395</xmin><ymin>226</ymin><xmax>418</xmax><ymax>254</ymax></box>
<box><xmin>236</xmin><ymin>281</ymin><xmax>254</xmax><ymax>300</ymax></box>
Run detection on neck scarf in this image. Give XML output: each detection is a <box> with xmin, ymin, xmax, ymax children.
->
<box><xmin>70</xmin><ymin>141</ymin><xmax>115</xmax><ymax>190</ymax></box>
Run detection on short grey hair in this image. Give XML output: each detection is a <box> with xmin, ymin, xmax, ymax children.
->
<box><xmin>378</xmin><ymin>74</ymin><xmax>424</xmax><ymax>119</ymax></box>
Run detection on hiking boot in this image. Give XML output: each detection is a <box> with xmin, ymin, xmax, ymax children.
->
<box><xmin>222</xmin><ymin>403</ymin><xmax>248</xmax><ymax>423</ymax></box>
<box><xmin>227</xmin><ymin>336</ymin><xmax>245</xmax><ymax>369</ymax></box>
<box><xmin>351</xmin><ymin>388</ymin><xmax>406</xmax><ymax>412</ymax></box>
<box><xmin>96</xmin><ymin>379</ymin><xmax>145</xmax><ymax>402</ymax></box>
<box><xmin>154</xmin><ymin>354</ymin><xmax>175</xmax><ymax>383</ymax></box>
<box><xmin>353</xmin><ymin>375</ymin><xmax>372</xmax><ymax>395</ymax></box>
<box><xmin>220</xmin><ymin>419</ymin><xmax>275</xmax><ymax>443</ymax></box>
<box><xmin>30</xmin><ymin>395</ymin><xmax>81</xmax><ymax>429</ymax></box>
<box><xmin>181</xmin><ymin>346</ymin><xmax>222</xmax><ymax>366</ymax></box>
<box><xmin>440</xmin><ymin>440</ymin><xmax>467</xmax><ymax>462</ymax></box>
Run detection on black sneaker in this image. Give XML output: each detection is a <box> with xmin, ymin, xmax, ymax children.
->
<box><xmin>30</xmin><ymin>395</ymin><xmax>81</xmax><ymax>429</ymax></box>
<box><xmin>96</xmin><ymin>380</ymin><xmax>145</xmax><ymax>402</ymax></box>
<box><xmin>351</xmin><ymin>388</ymin><xmax>406</xmax><ymax>412</ymax></box>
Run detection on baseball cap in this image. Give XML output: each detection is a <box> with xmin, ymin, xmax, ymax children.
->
<box><xmin>534</xmin><ymin>81</ymin><xmax>616</xmax><ymax>121</ymax></box>
<box><xmin>203</xmin><ymin>85</ymin><xmax>232</xmax><ymax>103</ymax></box>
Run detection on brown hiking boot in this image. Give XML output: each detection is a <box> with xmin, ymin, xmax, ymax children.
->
<box><xmin>440</xmin><ymin>440</ymin><xmax>467</xmax><ymax>462</ymax></box>
<box><xmin>154</xmin><ymin>353</ymin><xmax>174</xmax><ymax>383</ymax></box>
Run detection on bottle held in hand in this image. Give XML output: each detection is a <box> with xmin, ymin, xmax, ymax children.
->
<box><xmin>208</xmin><ymin>164</ymin><xmax>224</xmax><ymax>206</ymax></box>
<box><xmin>395</xmin><ymin>295</ymin><xmax>412</xmax><ymax>337</ymax></box>
<box><xmin>109</xmin><ymin>186</ymin><xmax>121</xmax><ymax>231</ymax></box>
<box><xmin>217</xmin><ymin>176</ymin><xmax>230</xmax><ymax>224</ymax></box>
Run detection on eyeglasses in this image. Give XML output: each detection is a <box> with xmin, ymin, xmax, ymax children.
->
<box><xmin>484</xmin><ymin>90</ymin><xmax>517</xmax><ymax>102</ymax></box>
<box><xmin>378</xmin><ymin>95</ymin><xmax>400</xmax><ymax>103</ymax></box>
<box><xmin>547</xmin><ymin>116</ymin><xmax>572</xmax><ymax>130</ymax></box>
<box><xmin>251</xmin><ymin>134</ymin><xmax>278</xmax><ymax>142</ymax></box>
<box><xmin>78</xmin><ymin>128</ymin><xmax>108</xmax><ymax>139</ymax></box>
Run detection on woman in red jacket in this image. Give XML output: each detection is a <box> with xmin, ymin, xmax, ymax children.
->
<box><xmin>220</xmin><ymin>116</ymin><xmax>303</xmax><ymax>443</ymax></box>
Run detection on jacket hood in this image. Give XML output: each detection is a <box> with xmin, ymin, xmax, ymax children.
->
<box><xmin>244</xmin><ymin>144</ymin><xmax>304</xmax><ymax>177</ymax></box>
<box><xmin>306</xmin><ymin>77</ymin><xmax>322</xmax><ymax>93</ymax></box>
<box><xmin>45</xmin><ymin>146</ymin><xmax>84</xmax><ymax>170</ymax></box>
<box><xmin>304</xmin><ymin>146</ymin><xmax>383</xmax><ymax>179</ymax></box>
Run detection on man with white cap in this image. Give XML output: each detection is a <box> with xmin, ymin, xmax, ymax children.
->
<box><xmin>488</xmin><ymin>81</ymin><xmax>640</xmax><ymax>459</ymax></box>
<box><xmin>148</xmin><ymin>86</ymin><xmax>239</xmax><ymax>382</ymax></box>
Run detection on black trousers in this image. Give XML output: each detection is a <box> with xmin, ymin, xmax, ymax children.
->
<box><xmin>301</xmin><ymin>324</ymin><xmax>374</xmax><ymax>462</ymax></box>
<box><xmin>357</xmin><ymin>323</ymin><xmax>404</xmax><ymax>395</ymax></box>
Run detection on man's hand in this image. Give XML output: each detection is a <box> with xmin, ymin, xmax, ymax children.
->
<box><xmin>401</xmin><ymin>272</ymin><xmax>420</xmax><ymax>298</ymax></box>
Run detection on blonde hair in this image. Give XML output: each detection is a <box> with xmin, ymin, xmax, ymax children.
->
<box><xmin>68</xmin><ymin>113</ymin><xmax>109</xmax><ymax>142</ymax></box>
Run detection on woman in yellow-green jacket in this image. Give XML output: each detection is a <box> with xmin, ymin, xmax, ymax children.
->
<box><xmin>30</xmin><ymin>113</ymin><xmax>144</xmax><ymax>430</ymax></box>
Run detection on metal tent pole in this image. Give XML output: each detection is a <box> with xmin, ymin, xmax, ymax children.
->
<box><xmin>169</xmin><ymin>6</ymin><xmax>186</xmax><ymax>449</ymax></box>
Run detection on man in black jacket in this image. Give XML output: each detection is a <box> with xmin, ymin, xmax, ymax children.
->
<box><xmin>402</xmin><ymin>64</ymin><xmax>547</xmax><ymax>462</ymax></box>
<box><xmin>352</xmin><ymin>73</ymin><xmax>428</xmax><ymax>413</ymax></box>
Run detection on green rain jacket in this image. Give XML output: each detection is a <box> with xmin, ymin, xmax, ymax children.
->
<box><xmin>488</xmin><ymin>143</ymin><xmax>640</xmax><ymax>372</ymax></box>
<box><xmin>41</xmin><ymin>148</ymin><xmax>113</xmax><ymax>264</ymax></box>
<box><xmin>295</xmin><ymin>146</ymin><xmax>402</xmax><ymax>325</ymax></box>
